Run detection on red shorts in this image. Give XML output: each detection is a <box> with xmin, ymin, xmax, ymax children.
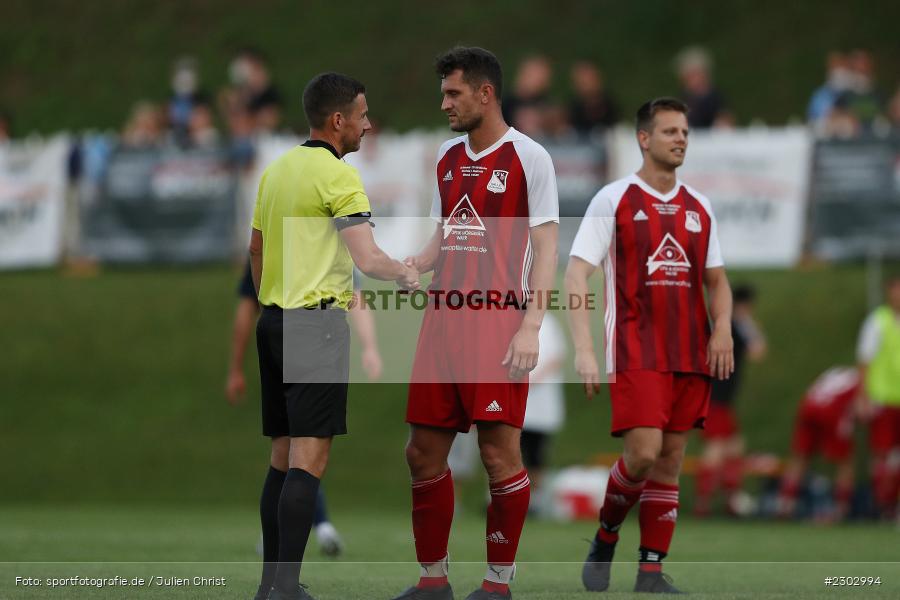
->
<box><xmin>791</xmin><ymin>405</ymin><xmax>853</xmax><ymax>461</ymax></box>
<box><xmin>869</xmin><ymin>405</ymin><xmax>900</xmax><ymax>453</ymax></box>
<box><xmin>609</xmin><ymin>370</ymin><xmax>711</xmax><ymax>436</ymax></box>
<box><xmin>702</xmin><ymin>402</ymin><xmax>739</xmax><ymax>440</ymax></box>
<box><xmin>407</xmin><ymin>381</ymin><xmax>529</xmax><ymax>432</ymax></box>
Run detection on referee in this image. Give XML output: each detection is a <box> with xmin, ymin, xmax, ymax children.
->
<box><xmin>249</xmin><ymin>72</ymin><xmax>419</xmax><ymax>600</ymax></box>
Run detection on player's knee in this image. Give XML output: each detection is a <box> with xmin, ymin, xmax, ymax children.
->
<box><xmin>624</xmin><ymin>448</ymin><xmax>658</xmax><ymax>478</ymax></box>
<box><xmin>478</xmin><ymin>441</ymin><xmax>518</xmax><ymax>479</ymax></box>
<box><xmin>654</xmin><ymin>451</ymin><xmax>685</xmax><ymax>479</ymax></box>
<box><xmin>405</xmin><ymin>441</ymin><xmax>442</xmax><ymax>479</ymax></box>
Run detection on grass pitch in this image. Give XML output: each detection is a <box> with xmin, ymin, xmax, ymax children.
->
<box><xmin>2</xmin><ymin>505</ymin><xmax>898</xmax><ymax>599</ymax></box>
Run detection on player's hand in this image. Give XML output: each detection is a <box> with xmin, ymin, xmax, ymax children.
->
<box><xmin>707</xmin><ymin>327</ymin><xmax>734</xmax><ymax>380</ymax></box>
<box><xmin>397</xmin><ymin>262</ymin><xmax>420</xmax><ymax>291</ymax></box>
<box><xmin>225</xmin><ymin>369</ymin><xmax>246</xmax><ymax>406</ymax></box>
<box><xmin>361</xmin><ymin>346</ymin><xmax>383</xmax><ymax>380</ymax></box>
<box><xmin>575</xmin><ymin>349</ymin><xmax>602</xmax><ymax>399</ymax></box>
<box><xmin>502</xmin><ymin>324</ymin><xmax>539</xmax><ymax>381</ymax></box>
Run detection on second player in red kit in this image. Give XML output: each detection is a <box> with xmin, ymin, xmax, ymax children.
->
<box><xmin>566</xmin><ymin>97</ymin><xmax>734</xmax><ymax>593</ymax></box>
<box><xmin>394</xmin><ymin>48</ymin><xmax>559</xmax><ymax>600</ymax></box>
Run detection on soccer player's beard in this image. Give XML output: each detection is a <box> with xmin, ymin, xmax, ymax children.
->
<box><xmin>451</xmin><ymin>112</ymin><xmax>482</xmax><ymax>133</ymax></box>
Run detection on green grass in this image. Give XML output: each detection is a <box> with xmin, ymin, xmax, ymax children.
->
<box><xmin>1</xmin><ymin>506</ymin><xmax>898</xmax><ymax>599</ymax></box>
<box><xmin>2</xmin><ymin>264</ymin><xmax>897</xmax><ymax>598</ymax></box>
<box><xmin>0</xmin><ymin>264</ymin><xmax>881</xmax><ymax>508</ymax></box>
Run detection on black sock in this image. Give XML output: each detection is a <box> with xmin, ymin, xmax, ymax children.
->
<box><xmin>273</xmin><ymin>468</ymin><xmax>321</xmax><ymax>594</ymax></box>
<box><xmin>258</xmin><ymin>466</ymin><xmax>287</xmax><ymax>592</ymax></box>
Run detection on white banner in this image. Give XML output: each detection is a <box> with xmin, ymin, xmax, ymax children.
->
<box><xmin>0</xmin><ymin>136</ymin><xmax>69</xmax><ymax>269</ymax></box>
<box><xmin>248</xmin><ymin>132</ymin><xmax>441</xmax><ymax>259</ymax></box>
<box><xmin>609</xmin><ymin>126</ymin><xmax>813</xmax><ymax>267</ymax></box>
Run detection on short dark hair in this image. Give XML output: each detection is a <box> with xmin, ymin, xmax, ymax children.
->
<box><xmin>435</xmin><ymin>46</ymin><xmax>503</xmax><ymax>101</ymax></box>
<box><xmin>302</xmin><ymin>72</ymin><xmax>366</xmax><ymax>129</ymax></box>
<box><xmin>636</xmin><ymin>97</ymin><xmax>689</xmax><ymax>132</ymax></box>
<box><xmin>733</xmin><ymin>284</ymin><xmax>757</xmax><ymax>304</ymax></box>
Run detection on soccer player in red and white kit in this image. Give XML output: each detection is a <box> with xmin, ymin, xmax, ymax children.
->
<box><xmin>566</xmin><ymin>97</ymin><xmax>734</xmax><ymax>593</ymax></box>
<box><xmin>776</xmin><ymin>366</ymin><xmax>861</xmax><ymax>521</ymax></box>
<box><xmin>392</xmin><ymin>47</ymin><xmax>559</xmax><ymax>600</ymax></box>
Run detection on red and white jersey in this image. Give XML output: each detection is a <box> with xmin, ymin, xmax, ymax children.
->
<box><xmin>430</xmin><ymin>127</ymin><xmax>559</xmax><ymax>302</ymax></box>
<box><xmin>801</xmin><ymin>367</ymin><xmax>860</xmax><ymax>412</ymax></box>
<box><xmin>570</xmin><ymin>174</ymin><xmax>724</xmax><ymax>374</ymax></box>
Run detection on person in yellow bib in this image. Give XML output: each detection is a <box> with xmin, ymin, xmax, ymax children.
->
<box><xmin>856</xmin><ymin>274</ymin><xmax>900</xmax><ymax>520</ymax></box>
<box><xmin>248</xmin><ymin>72</ymin><xmax>419</xmax><ymax>600</ymax></box>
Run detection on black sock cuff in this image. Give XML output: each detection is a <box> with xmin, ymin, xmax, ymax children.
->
<box><xmin>638</xmin><ymin>547</ymin><xmax>667</xmax><ymax>563</ymax></box>
<box><xmin>287</xmin><ymin>467</ymin><xmax>320</xmax><ymax>484</ymax></box>
<box><xmin>268</xmin><ymin>466</ymin><xmax>288</xmax><ymax>480</ymax></box>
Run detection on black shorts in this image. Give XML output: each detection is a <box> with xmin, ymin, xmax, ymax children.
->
<box><xmin>520</xmin><ymin>430</ymin><xmax>551</xmax><ymax>470</ymax></box>
<box><xmin>256</xmin><ymin>305</ymin><xmax>350</xmax><ymax>438</ymax></box>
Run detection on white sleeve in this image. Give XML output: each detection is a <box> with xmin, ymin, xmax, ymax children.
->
<box><xmin>430</xmin><ymin>182</ymin><xmax>441</xmax><ymax>222</ymax></box>
<box><xmin>706</xmin><ymin>211</ymin><xmax>724</xmax><ymax>268</ymax></box>
<box><xmin>519</xmin><ymin>141</ymin><xmax>560</xmax><ymax>227</ymax></box>
<box><xmin>569</xmin><ymin>189</ymin><xmax>614</xmax><ymax>267</ymax></box>
<box><xmin>857</xmin><ymin>312</ymin><xmax>882</xmax><ymax>364</ymax></box>
<box><xmin>541</xmin><ymin>314</ymin><xmax>567</xmax><ymax>363</ymax></box>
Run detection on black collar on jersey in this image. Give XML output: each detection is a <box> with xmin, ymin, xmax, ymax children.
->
<box><xmin>302</xmin><ymin>139</ymin><xmax>340</xmax><ymax>159</ymax></box>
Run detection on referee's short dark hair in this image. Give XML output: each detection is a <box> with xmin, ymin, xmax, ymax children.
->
<box><xmin>302</xmin><ymin>72</ymin><xmax>366</xmax><ymax>129</ymax></box>
<box><xmin>435</xmin><ymin>46</ymin><xmax>503</xmax><ymax>101</ymax></box>
<box><xmin>636</xmin><ymin>97</ymin><xmax>689</xmax><ymax>133</ymax></box>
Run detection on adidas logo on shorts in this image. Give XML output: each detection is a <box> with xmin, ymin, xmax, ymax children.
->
<box><xmin>487</xmin><ymin>531</ymin><xmax>509</xmax><ymax>544</ymax></box>
<box><xmin>485</xmin><ymin>400</ymin><xmax>502</xmax><ymax>412</ymax></box>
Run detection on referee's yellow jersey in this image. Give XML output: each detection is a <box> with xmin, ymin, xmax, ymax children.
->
<box><xmin>252</xmin><ymin>140</ymin><xmax>371</xmax><ymax>310</ymax></box>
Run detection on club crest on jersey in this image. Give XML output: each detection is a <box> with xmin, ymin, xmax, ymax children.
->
<box><xmin>685</xmin><ymin>210</ymin><xmax>702</xmax><ymax>233</ymax></box>
<box><xmin>647</xmin><ymin>233</ymin><xmax>691</xmax><ymax>276</ymax></box>
<box><xmin>443</xmin><ymin>194</ymin><xmax>486</xmax><ymax>239</ymax></box>
<box><xmin>486</xmin><ymin>169</ymin><xmax>508</xmax><ymax>193</ymax></box>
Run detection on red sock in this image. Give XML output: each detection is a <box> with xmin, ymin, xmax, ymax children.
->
<box><xmin>722</xmin><ymin>456</ymin><xmax>743</xmax><ymax>493</ymax></box>
<box><xmin>694</xmin><ymin>463</ymin><xmax>717</xmax><ymax>514</ymax></box>
<box><xmin>638</xmin><ymin>480</ymin><xmax>679</xmax><ymax>559</ymax></box>
<box><xmin>483</xmin><ymin>469</ymin><xmax>530</xmax><ymax>592</ymax></box>
<box><xmin>597</xmin><ymin>457</ymin><xmax>645</xmax><ymax>543</ymax></box>
<box><xmin>833</xmin><ymin>481</ymin><xmax>853</xmax><ymax>516</ymax></box>
<box><xmin>411</xmin><ymin>470</ymin><xmax>453</xmax><ymax>587</ymax></box>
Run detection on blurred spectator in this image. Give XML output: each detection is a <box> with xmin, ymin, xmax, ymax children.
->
<box><xmin>225</xmin><ymin>47</ymin><xmax>283</xmax><ymax>133</ymax></box>
<box><xmin>503</xmin><ymin>55</ymin><xmax>553</xmax><ymax>134</ymax></box>
<box><xmin>887</xmin><ymin>86</ymin><xmax>900</xmax><ymax>131</ymax></box>
<box><xmin>221</xmin><ymin>93</ymin><xmax>256</xmax><ymax>167</ymax></box>
<box><xmin>568</xmin><ymin>61</ymin><xmax>619</xmax><ymax>136</ymax></box>
<box><xmin>807</xmin><ymin>51</ymin><xmax>854</xmax><ymax>123</ymax></box>
<box><xmin>121</xmin><ymin>101</ymin><xmax>165</xmax><ymax>147</ymax></box>
<box><xmin>168</xmin><ymin>56</ymin><xmax>205</xmax><ymax>143</ymax></box>
<box><xmin>0</xmin><ymin>110</ymin><xmax>11</xmax><ymax>143</ymax></box>
<box><xmin>845</xmin><ymin>49</ymin><xmax>884</xmax><ymax>129</ymax></box>
<box><xmin>821</xmin><ymin>92</ymin><xmax>861</xmax><ymax>139</ymax></box>
<box><xmin>187</xmin><ymin>96</ymin><xmax>220</xmax><ymax>148</ymax></box>
<box><xmin>541</xmin><ymin>103</ymin><xmax>574</xmax><ymax>142</ymax></box>
<box><xmin>675</xmin><ymin>46</ymin><xmax>732</xmax><ymax>128</ymax></box>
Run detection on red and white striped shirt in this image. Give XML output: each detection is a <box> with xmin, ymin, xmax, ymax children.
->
<box><xmin>570</xmin><ymin>174</ymin><xmax>724</xmax><ymax>374</ymax></box>
<box><xmin>430</xmin><ymin>127</ymin><xmax>559</xmax><ymax>302</ymax></box>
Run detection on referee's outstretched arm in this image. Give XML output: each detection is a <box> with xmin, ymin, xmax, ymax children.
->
<box><xmin>340</xmin><ymin>223</ymin><xmax>419</xmax><ymax>290</ymax></box>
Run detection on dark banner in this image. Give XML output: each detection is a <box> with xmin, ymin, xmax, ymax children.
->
<box><xmin>80</xmin><ymin>144</ymin><xmax>238</xmax><ymax>263</ymax></box>
<box><xmin>809</xmin><ymin>136</ymin><xmax>900</xmax><ymax>260</ymax></box>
